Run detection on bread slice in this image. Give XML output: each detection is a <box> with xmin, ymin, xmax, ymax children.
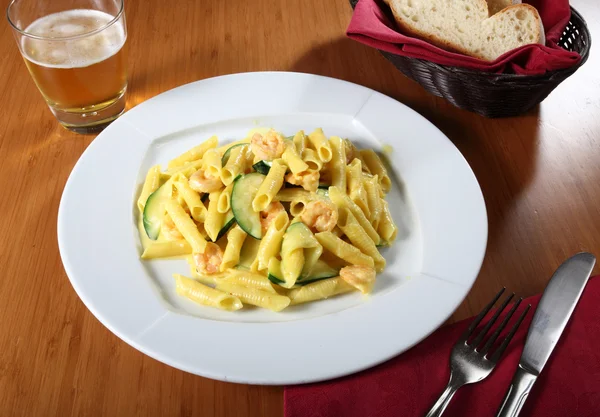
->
<box><xmin>383</xmin><ymin>0</ymin><xmax>545</xmax><ymax>62</ymax></box>
<box><xmin>487</xmin><ymin>0</ymin><xmax>521</xmax><ymax>16</ymax></box>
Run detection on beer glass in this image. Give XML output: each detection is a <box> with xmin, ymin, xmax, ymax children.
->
<box><xmin>7</xmin><ymin>0</ymin><xmax>128</xmax><ymax>133</ymax></box>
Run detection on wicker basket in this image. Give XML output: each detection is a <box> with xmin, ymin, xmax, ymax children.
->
<box><xmin>349</xmin><ymin>0</ymin><xmax>591</xmax><ymax>118</ymax></box>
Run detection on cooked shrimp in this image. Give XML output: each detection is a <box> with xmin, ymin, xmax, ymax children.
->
<box><xmin>161</xmin><ymin>214</ymin><xmax>184</xmax><ymax>241</ymax></box>
<box><xmin>339</xmin><ymin>265</ymin><xmax>376</xmax><ymax>294</ymax></box>
<box><xmin>285</xmin><ymin>170</ymin><xmax>319</xmax><ymax>192</ymax></box>
<box><xmin>251</xmin><ymin>129</ymin><xmax>285</xmax><ymax>161</ymax></box>
<box><xmin>260</xmin><ymin>201</ymin><xmax>286</xmax><ymax>234</ymax></box>
<box><xmin>189</xmin><ymin>168</ymin><xmax>222</xmax><ymax>193</ymax></box>
<box><xmin>300</xmin><ymin>200</ymin><xmax>338</xmax><ymax>233</ymax></box>
<box><xmin>193</xmin><ymin>242</ymin><xmax>223</xmax><ymax>275</ymax></box>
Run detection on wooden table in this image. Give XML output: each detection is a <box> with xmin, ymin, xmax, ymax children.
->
<box><xmin>1</xmin><ymin>0</ymin><xmax>599</xmax><ymax>415</ymax></box>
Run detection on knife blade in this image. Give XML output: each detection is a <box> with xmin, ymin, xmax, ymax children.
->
<box><xmin>496</xmin><ymin>252</ymin><xmax>596</xmax><ymax>417</ymax></box>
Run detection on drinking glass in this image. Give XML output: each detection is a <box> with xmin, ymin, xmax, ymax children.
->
<box><xmin>7</xmin><ymin>0</ymin><xmax>128</xmax><ymax>133</ymax></box>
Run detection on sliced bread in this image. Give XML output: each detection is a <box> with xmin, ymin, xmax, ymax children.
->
<box><xmin>383</xmin><ymin>0</ymin><xmax>545</xmax><ymax>62</ymax></box>
<box><xmin>487</xmin><ymin>0</ymin><xmax>521</xmax><ymax>16</ymax></box>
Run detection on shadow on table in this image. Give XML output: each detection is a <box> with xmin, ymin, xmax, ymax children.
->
<box><xmin>289</xmin><ymin>36</ymin><xmax>540</xmax><ymax>264</ymax></box>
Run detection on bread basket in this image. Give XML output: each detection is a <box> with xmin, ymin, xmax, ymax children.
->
<box><xmin>349</xmin><ymin>0</ymin><xmax>591</xmax><ymax>118</ymax></box>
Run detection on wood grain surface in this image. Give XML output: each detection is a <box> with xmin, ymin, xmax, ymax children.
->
<box><xmin>1</xmin><ymin>0</ymin><xmax>599</xmax><ymax>416</ymax></box>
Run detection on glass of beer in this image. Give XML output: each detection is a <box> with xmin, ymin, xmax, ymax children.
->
<box><xmin>7</xmin><ymin>0</ymin><xmax>128</xmax><ymax>133</ymax></box>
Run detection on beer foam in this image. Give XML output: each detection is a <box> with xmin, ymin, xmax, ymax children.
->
<box><xmin>22</xmin><ymin>9</ymin><xmax>126</xmax><ymax>69</ymax></box>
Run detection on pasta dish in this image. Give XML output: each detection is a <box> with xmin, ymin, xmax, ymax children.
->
<box><xmin>136</xmin><ymin>128</ymin><xmax>397</xmax><ymax>312</ymax></box>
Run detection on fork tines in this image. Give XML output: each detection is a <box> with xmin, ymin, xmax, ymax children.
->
<box><xmin>461</xmin><ymin>288</ymin><xmax>531</xmax><ymax>362</ymax></box>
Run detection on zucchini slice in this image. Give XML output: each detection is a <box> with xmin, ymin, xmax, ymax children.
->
<box><xmin>267</xmin><ymin>258</ymin><xmax>285</xmax><ymax>285</ymax></box>
<box><xmin>142</xmin><ymin>183</ymin><xmax>170</xmax><ymax>240</ymax></box>
<box><xmin>215</xmin><ymin>211</ymin><xmax>236</xmax><ymax>241</ymax></box>
<box><xmin>296</xmin><ymin>260</ymin><xmax>339</xmax><ymax>286</ymax></box>
<box><xmin>221</xmin><ymin>143</ymin><xmax>247</xmax><ymax>166</ymax></box>
<box><xmin>252</xmin><ymin>160</ymin><xmax>272</xmax><ymax>175</ymax></box>
<box><xmin>231</xmin><ymin>173</ymin><xmax>265</xmax><ymax>239</ymax></box>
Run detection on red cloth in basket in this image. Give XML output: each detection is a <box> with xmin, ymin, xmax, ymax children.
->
<box><xmin>347</xmin><ymin>0</ymin><xmax>581</xmax><ymax>75</ymax></box>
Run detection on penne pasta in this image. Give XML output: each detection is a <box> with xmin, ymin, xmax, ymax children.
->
<box><xmin>337</xmin><ymin>207</ymin><xmax>386</xmax><ymax>272</ymax></box>
<box><xmin>237</xmin><ymin>235</ymin><xmax>261</xmax><ymax>271</ymax></box>
<box><xmin>329</xmin><ymin>186</ymin><xmax>380</xmax><ymax>244</ymax></box>
<box><xmin>289</xmin><ymin>199</ymin><xmax>307</xmax><ymax>217</ymax></box>
<box><xmin>331</xmin><ymin>226</ymin><xmax>344</xmax><ymax>238</ymax></box>
<box><xmin>282</xmin><ymin>141</ymin><xmax>308</xmax><ymax>174</ymax></box>
<box><xmin>164</xmin><ymin>199</ymin><xmax>207</xmax><ymax>253</ymax></box>
<box><xmin>205</xmin><ymin>191</ymin><xmax>225</xmax><ymax>242</ymax></box>
<box><xmin>174</xmin><ymin>274</ymin><xmax>242</xmax><ymax>311</ymax></box>
<box><xmin>360</xmin><ymin>149</ymin><xmax>391</xmax><ymax>194</ymax></box>
<box><xmin>215</xmin><ymin>281</ymin><xmax>290</xmax><ymax>312</ymax></box>
<box><xmin>301</xmin><ymin>148</ymin><xmax>323</xmax><ymax>172</ymax></box>
<box><xmin>137</xmin><ymin>165</ymin><xmax>162</xmax><ymax>213</ymax></box>
<box><xmin>253</xmin><ymin>159</ymin><xmax>287</xmax><ymax>212</ymax></box>
<box><xmin>221</xmin><ymin>225</ymin><xmax>247</xmax><ymax>271</ymax></box>
<box><xmin>217</xmin><ymin>182</ymin><xmax>234</xmax><ymax>214</ymax></box>
<box><xmin>281</xmin><ymin>246</ymin><xmax>303</xmax><ymax>287</ymax></box>
<box><xmin>328</xmin><ymin>136</ymin><xmax>347</xmax><ymax>191</ymax></box>
<box><xmin>363</xmin><ymin>174</ymin><xmax>383</xmax><ymax>229</ymax></box>
<box><xmin>221</xmin><ymin>269</ymin><xmax>276</xmax><ymax>293</ymax></box>
<box><xmin>220</xmin><ymin>144</ymin><xmax>250</xmax><ymax>185</ymax></box>
<box><xmin>275</xmin><ymin>188</ymin><xmax>314</xmax><ymax>202</ymax></box>
<box><xmin>293</xmin><ymin>130</ymin><xmax>308</xmax><ymax>154</ymax></box>
<box><xmin>141</xmin><ymin>240</ymin><xmax>192</xmax><ymax>259</ymax></box>
<box><xmin>174</xmin><ymin>176</ymin><xmax>207</xmax><ymax>222</ymax></box>
<box><xmin>280</xmin><ymin>223</ymin><xmax>322</xmax><ymax>288</ymax></box>
<box><xmin>288</xmin><ymin>277</ymin><xmax>354</xmax><ymax>305</ymax></box>
<box><xmin>346</xmin><ymin>159</ymin><xmax>370</xmax><ymax>218</ymax></box>
<box><xmin>167</xmin><ymin>136</ymin><xmax>218</xmax><ymax>169</ymax></box>
<box><xmin>378</xmin><ymin>200</ymin><xmax>398</xmax><ymax>243</ymax></box>
<box><xmin>315</xmin><ymin>232</ymin><xmax>374</xmax><ymax>268</ymax></box>
<box><xmin>307</xmin><ymin>128</ymin><xmax>333</xmax><ymax>163</ymax></box>
<box><xmin>357</xmin><ymin>152</ymin><xmax>372</xmax><ymax>175</ymax></box>
<box><xmin>343</xmin><ymin>138</ymin><xmax>358</xmax><ymax>164</ymax></box>
<box><xmin>201</xmin><ymin>148</ymin><xmax>222</xmax><ymax>178</ymax></box>
<box><xmin>163</xmin><ymin>159</ymin><xmax>204</xmax><ymax>178</ymax></box>
<box><xmin>256</xmin><ymin>211</ymin><xmax>289</xmax><ymax>271</ymax></box>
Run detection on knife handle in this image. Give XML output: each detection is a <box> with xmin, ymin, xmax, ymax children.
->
<box><xmin>496</xmin><ymin>365</ymin><xmax>538</xmax><ymax>417</ymax></box>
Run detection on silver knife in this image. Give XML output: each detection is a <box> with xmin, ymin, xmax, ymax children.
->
<box><xmin>496</xmin><ymin>252</ymin><xmax>596</xmax><ymax>417</ymax></box>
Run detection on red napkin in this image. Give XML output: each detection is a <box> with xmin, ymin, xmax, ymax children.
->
<box><xmin>347</xmin><ymin>0</ymin><xmax>581</xmax><ymax>75</ymax></box>
<box><xmin>285</xmin><ymin>276</ymin><xmax>600</xmax><ymax>417</ymax></box>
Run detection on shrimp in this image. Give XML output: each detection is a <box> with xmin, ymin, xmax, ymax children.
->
<box><xmin>339</xmin><ymin>265</ymin><xmax>376</xmax><ymax>294</ymax></box>
<box><xmin>189</xmin><ymin>168</ymin><xmax>222</xmax><ymax>193</ymax></box>
<box><xmin>161</xmin><ymin>214</ymin><xmax>184</xmax><ymax>241</ymax></box>
<box><xmin>260</xmin><ymin>201</ymin><xmax>286</xmax><ymax>234</ymax></box>
<box><xmin>285</xmin><ymin>170</ymin><xmax>319</xmax><ymax>192</ymax></box>
<box><xmin>251</xmin><ymin>129</ymin><xmax>285</xmax><ymax>161</ymax></box>
<box><xmin>193</xmin><ymin>242</ymin><xmax>223</xmax><ymax>275</ymax></box>
<box><xmin>300</xmin><ymin>200</ymin><xmax>338</xmax><ymax>232</ymax></box>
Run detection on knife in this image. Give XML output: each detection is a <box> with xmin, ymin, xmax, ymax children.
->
<box><xmin>496</xmin><ymin>252</ymin><xmax>596</xmax><ymax>417</ymax></box>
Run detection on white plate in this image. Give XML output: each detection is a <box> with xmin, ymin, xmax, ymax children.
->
<box><xmin>58</xmin><ymin>72</ymin><xmax>487</xmax><ymax>385</ymax></box>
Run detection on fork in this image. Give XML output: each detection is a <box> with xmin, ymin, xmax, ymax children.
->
<box><xmin>424</xmin><ymin>288</ymin><xmax>531</xmax><ymax>417</ymax></box>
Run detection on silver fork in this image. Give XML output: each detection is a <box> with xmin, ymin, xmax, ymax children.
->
<box><xmin>424</xmin><ymin>288</ymin><xmax>531</xmax><ymax>417</ymax></box>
